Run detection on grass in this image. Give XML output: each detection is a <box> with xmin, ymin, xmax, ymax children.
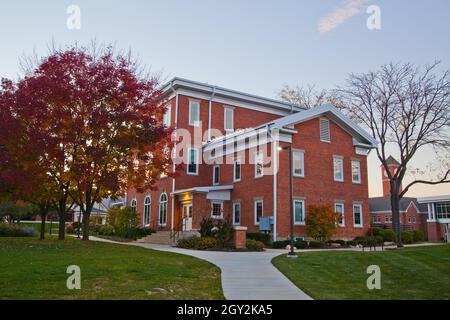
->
<box><xmin>272</xmin><ymin>244</ymin><xmax>450</xmax><ymax>300</ymax></box>
<box><xmin>0</xmin><ymin>237</ymin><xmax>224</xmax><ymax>300</ymax></box>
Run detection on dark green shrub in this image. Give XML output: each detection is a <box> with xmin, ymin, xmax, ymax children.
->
<box><xmin>214</xmin><ymin>219</ymin><xmax>233</xmax><ymax>247</ymax></box>
<box><xmin>246</xmin><ymin>239</ymin><xmax>265</xmax><ymax>251</ymax></box>
<box><xmin>0</xmin><ymin>223</ymin><xmax>34</xmax><ymax>237</ymax></box>
<box><xmin>272</xmin><ymin>240</ymin><xmax>290</xmax><ymax>249</ymax></box>
<box><xmin>346</xmin><ymin>240</ymin><xmax>357</xmax><ymax>246</ymax></box>
<box><xmin>294</xmin><ymin>240</ymin><xmax>308</xmax><ymax>249</ymax></box>
<box><xmin>412</xmin><ymin>230</ymin><xmax>425</xmax><ymax>242</ymax></box>
<box><xmin>199</xmin><ymin>217</ymin><xmax>215</xmax><ymax>237</ymax></box>
<box><xmin>328</xmin><ymin>239</ymin><xmax>346</xmax><ymax>246</ymax></box>
<box><xmin>308</xmin><ymin>241</ymin><xmax>326</xmax><ymax>249</ymax></box>
<box><xmin>380</xmin><ymin>229</ymin><xmax>397</xmax><ymax>242</ymax></box>
<box><xmin>98</xmin><ymin>225</ymin><xmax>115</xmax><ymax>236</ymax></box>
<box><xmin>401</xmin><ymin>231</ymin><xmax>414</xmax><ymax>244</ymax></box>
<box><xmin>247</xmin><ymin>233</ymin><xmax>272</xmax><ymax>246</ymax></box>
<box><xmin>177</xmin><ymin>236</ymin><xmax>218</xmax><ymax>250</ymax></box>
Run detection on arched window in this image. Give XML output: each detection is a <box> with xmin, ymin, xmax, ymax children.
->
<box><xmin>159</xmin><ymin>193</ymin><xmax>168</xmax><ymax>226</ymax></box>
<box><xmin>130</xmin><ymin>198</ymin><xmax>137</xmax><ymax>213</ymax></box>
<box><xmin>143</xmin><ymin>196</ymin><xmax>151</xmax><ymax>226</ymax></box>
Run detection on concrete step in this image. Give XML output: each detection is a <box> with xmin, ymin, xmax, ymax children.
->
<box><xmin>136</xmin><ymin>230</ymin><xmax>200</xmax><ymax>245</ymax></box>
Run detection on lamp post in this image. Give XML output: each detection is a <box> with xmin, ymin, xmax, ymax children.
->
<box><xmin>280</xmin><ymin>145</ymin><xmax>297</xmax><ymax>258</ymax></box>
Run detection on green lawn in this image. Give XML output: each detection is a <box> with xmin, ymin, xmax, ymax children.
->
<box><xmin>0</xmin><ymin>237</ymin><xmax>224</xmax><ymax>300</ymax></box>
<box><xmin>272</xmin><ymin>244</ymin><xmax>450</xmax><ymax>300</ymax></box>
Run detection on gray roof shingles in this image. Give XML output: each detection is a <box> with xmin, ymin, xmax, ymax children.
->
<box><xmin>369</xmin><ymin>196</ymin><xmax>427</xmax><ymax>213</ymax></box>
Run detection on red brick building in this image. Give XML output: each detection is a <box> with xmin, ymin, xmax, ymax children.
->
<box><xmin>126</xmin><ymin>78</ymin><xmax>378</xmax><ymax>241</ymax></box>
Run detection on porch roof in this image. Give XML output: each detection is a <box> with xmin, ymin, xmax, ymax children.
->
<box><xmin>172</xmin><ymin>185</ymin><xmax>234</xmax><ymax>195</ymax></box>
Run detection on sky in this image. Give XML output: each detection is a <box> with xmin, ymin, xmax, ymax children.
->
<box><xmin>1</xmin><ymin>0</ymin><xmax>449</xmax><ymax>197</ymax></box>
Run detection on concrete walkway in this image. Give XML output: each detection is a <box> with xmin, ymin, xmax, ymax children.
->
<box><xmin>90</xmin><ymin>236</ymin><xmax>312</xmax><ymax>300</ymax></box>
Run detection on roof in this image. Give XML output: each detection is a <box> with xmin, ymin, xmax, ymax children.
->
<box><xmin>418</xmin><ymin>195</ymin><xmax>450</xmax><ymax>203</ymax></box>
<box><xmin>369</xmin><ymin>196</ymin><xmax>427</xmax><ymax>213</ymax></box>
<box><xmin>172</xmin><ymin>185</ymin><xmax>234</xmax><ymax>195</ymax></box>
<box><xmin>385</xmin><ymin>156</ymin><xmax>400</xmax><ymax>166</ymax></box>
<box><xmin>161</xmin><ymin>77</ymin><xmax>306</xmax><ymax>113</ymax></box>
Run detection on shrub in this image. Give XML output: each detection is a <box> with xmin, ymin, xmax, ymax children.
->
<box><xmin>353</xmin><ymin>236</ymin><xmax>367</xmax><ymax>246</ymax></box>
<box><xmin>66</xmin><ymin>224</ymin><xmax>74</xmax><ymax>234</ymax></box>
<box><xmin>136</xmin><ymin>227</ymin><xmax>154</xmax><ymax>238</ymax></box>
<box><xmin>98</xmin><ymin>225</ymin><xmax>115</xmax><ymax>236</ymax></box>
<box><xmin>412</xmin><ymin>230</ymin><xmax>425</xmax><ymax>242</ymax></box>
<box><xmin>294</xmin><ymin>240</ymin><xmax>308</xmax><ymax>249</ymax></box>
<box><xmin>214</xmin><ymin>219</ymin><xmax>233</xmax><ymax>247</ymax></box>
<box><xmin>246</xmin><ymin>239</ymin><xmax>265</xmax><ymax>251</ymax></box>
<box><xmin>401</xmin><ymin>231</ymin><xmax>414</xmax><ymax>244</ymax></box>
<box><xmin>308</xmin><ymin>241</ymin><xmax>326</xmax><ymax>249</ymax></box>
<box><xmin>247</xmin><ymin>233</ymin><xmax>272</xmax><ymax>246</ymax></box>
<box><xmin>0</xmin><ymin>223</ymin><xmax>34</xmax><ymax>237</ymax></box>
<box><xmin>107</xmin><ymin>206</ymin><xmax>137</xmax><ymax>235</ymax></box>
<box><xmin>199</xmin><ymin>218</ymin><xmax>215</xmax><ymax>238</ymax></box>
<box><xmin>177</xmin><ymin>236</ymin><xmax>218</xmax><ymax>250</ymax></box>
<box><xmin>305</xmin><ymin>205</ymin><xmax>339</xmax><ymax>242</ymax></box>
<box><xmin>328</xmin><ymin>239</ymin><xmax>347</xmax><ymax>246</ymax></box>
<box><xmin>272</xmin><ymin>240</ymin><xmax>290</xmax><ymax>249</ymax></box>
<box><xmin>380</xmin><ymin>229</ymin><xmax>397</xmax><ymax>242</ymax></box>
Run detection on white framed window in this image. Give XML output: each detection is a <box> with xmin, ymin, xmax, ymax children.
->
<box><xmin>224</xmin><ymin>108</ymin><xmax>234</xmax><ymax>132</ymax></box>
<box><xmin>353</xmin><ymin>203</ymin><xmax>363</xmax><ymax>228</ymax></box>
<box><xmin>333</xmin><ymin>156</ymin><xmax>344</xmax><ymax>182</ymax></box>
<box><xmin>254</xmin><ymin>151</ymin><xmax>263</xmax><ymax>178</ymax></box>
<box><xmin>130</xmin><ymin>198</ymin><xmax>137</xmax><ymax>213</ymax></box>
<box><xmin>158</xmin><ymin>193</ymin><xmax>168</xmax><ymax>226</ymax></box>
<box><xmin>293</xmin><ymin>150</ymin><xmax>305</xmax><ymax>177</ymax></box>
<box><xmin>233</xmin><ymin>202</ymin><xmax>241</xmax><ymax>225</ymax></box>
<box><xmin>335</xmin><ymin>203</ymin><xmax>345</xmax><ymax>227</ymax></box>
<box><xmin>211</xmin><ymin>201</ymin><xmax>223</xmax><ymax>219</ymax></box>
<box><xmin>351</xmin><ymin>160</ymin><xmax>361</xmax><ymax>184</ymax></box>
<box><xmin>294</xmin><ymin>199</ymin><xmax>306</xmax><ymax>225</ymax></box>
<box><xmin>254</xmin><ymin>199</ymin><xmax>263</xmax><ymax>225</ymax></box>
<box><xmin>233</xmin><ymin>158</ymin><xmax>241</xmax><ymax>182</ymax></box>
<box><xmin>189</xmin><ymin>100</ymin><xmax>200</xmax><ymax>126</ymax></box>
<box><xmin>143</xmin><ymin>196</ymin><xmax>151</xmax><ymax>226</ymax></box>
<box><xmin>385</xmin><ymin>215</ymin><xmax>392</xmax><ymax>223</ymax></box>
<box><xmin>187</xmin><ymin>147</ymin><xmax>199</xmax><ymax>175</ymax></box>
<box><xmin>320</xmin><ymin>118</ymin><xmax>330</xmax><ymax>142</ymax></box>
<box><xmin>163</xmin><ymin>105</ymin><xmax>171</xmax><ymax>127</ymax></box>
<box><xmin>213</xmin><ymin>165</ymin><xmax>220</xmax><ymax>185</ymax></box>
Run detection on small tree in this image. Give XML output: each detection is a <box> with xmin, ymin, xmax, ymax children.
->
<box><xmin>107</xmin><ymin>206</ymin><xmax>137</xmax><ymax>237</ymax></box>
<box><xmin>305</xmin><ymin>205</ymin><xmax>339</xmax><ymax>243</ymax></box>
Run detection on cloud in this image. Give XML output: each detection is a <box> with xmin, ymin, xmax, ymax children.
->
<box><xmin>318</xmin><ymin>0</ymin><xmax>367</xmax><ymax>33</ymax></box>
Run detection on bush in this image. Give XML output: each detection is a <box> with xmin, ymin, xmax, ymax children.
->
<box><xmin>328</xmin><ymin>239</ymin><xmax>347</xmax><ymax>246</ymax></box>
<box><xmin>199</xmin><ymin>218</ymin><xmax>215</xmax><ymax>238</ymax></box>
<box><xmin>66</xmin><ymin>224</ymin><xmax>74</xmax><ymax>234</ymax></box>
<box><xmin>246</xmin><ymin>239</ymin><xmax>265</xmax><ymax>251</ymax></box>
<box><xmin>401</xmin><ymin>231</ymin><xmax>414</xmax><ymax>244</ymax></box>
<box><xmin>177</xmin><ymin>236</ymin><xmax>218</xmax><ymax>250</ymax></box>
<box><xmin>380</xmin><ymin>229</ymin><xmax>397</xmax><ymax>242</ymax></box>
<box><xmin>107</xmin><ymin>206</ymin><xmax>137</xmax><ymax>236</ymax></box>
<box><xmin>413</xmin><ymin>230</ymin><xmax>425</xmax><ymax>242</ymax></box>
<box><xmin>306</xmin><ymin>204</ymin><xmax>340</xmax><ymax>242</ymax></box>
<box><xmin>295</xmin><ymin>240</ymin><xmax>308</xmax><ymax>249</ymax></box>
<box><xmin>272</xmin><ymin>240</ymin><xmax>290</xmax><ymax>249</ymax></box>
<box><xmin>353</xmin><ymin>236</ymin><xmax>367</xmax><ymax>246</ymax></box>
<box><xmin>214</xmin><ymin>219</ymin><xmax>233</xmax><ymax>247</ymax></box>
<box><xmin>98</xmin><ymin>225</ymin><xmax>115</xmax><ymax>236</ymax></box>
<box><xmin>0</xmin><ymin>223</ymin><xmax>34</xmax><ymax>237</ymax></box>
<box><xmin>308</xmin><ymin>241</ymin><xmax>326</xmax><ymax>249</ymax></box>
<box><xmin>247</xmin><ymin>233</ymin><xmax>272</xmax><ymax>246</ymax></box>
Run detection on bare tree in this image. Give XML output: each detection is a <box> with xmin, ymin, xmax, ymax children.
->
<box><xmin>338</xmin><ymin>62</ymin><xmax>450</xmax><ymax>246</ymax></box>
<box><xmin>278</xmin><ymin>84</ymin><xmax>346</xmax><ymax>109</ymax></box>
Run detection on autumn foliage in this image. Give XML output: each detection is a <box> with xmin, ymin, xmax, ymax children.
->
<box><xmin>305</xmin><ymin>204</ymin><xmax>339</xmax><ymax>242</ymax></box>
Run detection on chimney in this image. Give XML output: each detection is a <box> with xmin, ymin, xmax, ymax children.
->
<box><xmin>381</xmin><ymin>156</ymin><xmax>402</xmax><ymax>197</ymax></box>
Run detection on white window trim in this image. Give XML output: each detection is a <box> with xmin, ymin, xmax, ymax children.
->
<box><xmin>187</xmin><ymin>147</ymin><xmax>199</xmax><ymax>176</ymax></box>
<box><xmin>211</xmin><ymin>201</ymin><xmax>224</xmax><ymax>219</ymax></box>
<box><xmin>333</xmin><ymin>156</ymin><xmax>344</xmax><ymax>182</ymax></box>
<box><xmin>224</xmin><ymin>107</ymin><xmax>234</xmax><ymax>132</ymax></box>
<box><xmin>293</xmin><ymin>149</ymin><xmax>305</xmax><ymax>178</ymax></box>
<box><xmin>143</xmin><ymin>196</ymin><xmax>151</xmax><ymax>227</ymax></box>
<box><xmin>353</xmin><ymin>203</ymin><xmax>363</xmax><ymax>228</ymax></box>
<box><xmin>188</xmin><ymin>100</ymin><xmax>200</xmax><ymax>127</ymax></box>
<box><xmin>232</xmin><ymin>201</ymin><xmax>241</xmax><ymax>226</ymax></box>
<box><xmin>320</xmin><ymin>117</ymin><xmax>331</xmax><ymax>143</ymax></box>
<box><xmin>351</xmin><ymin>160</ymin><xmax>361</xmax><ymax>184</ymax></box>
<box><xmin>293</xmin><ymin>199</ymin><xmax>306</xmax><ymax>225</ymax></box>
<box><xmin>335</xmin><ymin>202</ymin><xmax>345</xmax><ymax>227</ymax></box>
<box><xmin>212</xmin><ymin>164</ymin><xmax>220</xmax><ymax>185</ymax></box>
<box><xmin>163</xmin><ymin>105</ymin><xmax>171</xmax><ymax>127</ymax></box>
<box><xmin>130</xmin><ymin>198</ymin><xmax>137</xmax><ymax>212</ymax></box>
<box><xmin>158</xmin><ymin>193</ymin><xmax>168</xmax><ymax>226</ymax></box>
<box><xmin>233</xmin><ymin>158</ymin><xmax>241</xmax><ymax>182</ymax></box>
<box><xmin>254</xmin><ymin>151</ymin><xmax>264</xmax><ymax>178</ymax></box>
<box><xmin>254</xmin><ymin>199</ymin><xmax>263</xmax><ymax>225</ymax></box>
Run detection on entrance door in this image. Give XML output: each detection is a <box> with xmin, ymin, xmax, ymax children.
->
<box><xmin>183</xmin><ymin>204</ymin><xmax>193</xmax><ymax>231</ymax></box>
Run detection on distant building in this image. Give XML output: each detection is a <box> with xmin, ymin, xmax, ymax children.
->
<box><xmin>72</xmin><ymin>197</ymin><xmax>125</xmax><ymax>225</ymax></box>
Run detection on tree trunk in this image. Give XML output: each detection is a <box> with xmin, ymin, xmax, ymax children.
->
<box><xmin>82</xmin><ymin>211</ymin><xmax>90</xmax><ymax>241</ymax></box>
<box><xmin>390</xmin><ymin>181</ymin><xmax>403</xmax><ymax>247</ymax></box>
<box><xmin>58</xmin><ymin>213</ymin><xmax>66</xmax><ymax>240</ymax></box>
<box><xmin>40</xmin><ymin>215</ymin><xmax>46</xmax><ymax>240</ymax></box>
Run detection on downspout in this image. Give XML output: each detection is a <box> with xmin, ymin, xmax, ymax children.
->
<box><xmin>267</xmin><ymin>124</ymin><xmax>278</xmax><ymax>242</ymax></box>
<box><xmin>207</xmin><ymin>86</ymin><xmax>216</xmax><ymax>142</ymax></box>
<box><xmin>170</xmin><ymin>81</ymin><xmax>179</xmax><ymax>231</ymax></box>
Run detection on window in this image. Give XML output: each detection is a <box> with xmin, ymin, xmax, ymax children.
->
<box><xmin>213</xmin><ymin>165</ymin><xmax>220</xmax><ymax>185</ymax></box>
<box><xmin>320</xmin><ymin>118</ymin><xmax>330</xmax><ymax>142</ymax></box>
<box><xmin>353</xmin><ymin>204</ymin><xmax>363</xmax><ymax>227</ymax></box>
<box><xmin>373</xmin><ymin>215</ymin><xmax>381</xmax><ymax>223</ymax></box>
<box><xmin>130</xmin><ymin>198</ymin><xmax>137</xmax><ymax>213</ymax></box>
<box><xmin>435</xmin><ymin>202</ymin><xmax>450</xmax><ymax>220</ymax></box>
<box><xmin>163</xmin><ymin>105</ymin><xmax>171</xmax><ymax>127</ymax></box>
<box><xmin>254</xmin><ymin>151</ymin><xmax>263</xmax><ymax>178</ymax></box>
<box><xmin>159</xmin><ymin>193</ymin><xmax>168</xmax><ymax>226</ymax></box>
<box><xmin>293</xmin><ymin>150</ymin><xmax>305</xmax><ymax>177</ymax></box>
<box><xmin>333</xmin><ymin>156</ymin><xmax>344</xmax><ymax>182</ymax></box>
<box><xmin>408</xmin><ymin>216</ymin><xmax>416</xmax><ymax>224</ymax></box>
<box><xmin>351</xmin><ymin>160</ymin><xmax>361</xmax><ymax>184</ymax></box>
<box><xmin>254</xmin><ymin>199</ymin><xmax>263</xmax><ymax>225</ymax></box>
<box><xmin>385</xmin><ymin>215</ymin><xmax>392</xmax><ymax>223</ymax></box>
<box><xmin>335</xmin><ymin>203</ymin><xmax>345</xmax><ymax>227</ymax></box>
<box><xmin>233</xmin><ymin>202</ymin><xmax>241</xmax><ymax>225</ymax></box>
<box><xmin>211</xmin><ymin>202</ymin><xmax>223</xmax><ymax>219</ymax></box>
<box><xmin>189</xmin><ymin>100</ymin><xmax>200</xmax><ymax>126</ymax></box>
<box><xmin>224</xmin><ymin>108</ymin><xmax>234</xmax><ymax>132</ymax></box>
<box><xmin>294</xmin><ymin>200</ymin><xmax>306</xmax><ymax>225</ymax></box>
<box><xmin>233</xmin><ymin>158</ymin><xmax>241</xmax><ymax>182</ymax></box>
<box><xmin>187</xmin><ymin>148</ymin><xmax>199</xmax><ymax>175</ymax></box>
<box><xmin>143</xmin><ymin>196</ymin><xmax>151</xmax><ymax>226</ymax></box>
